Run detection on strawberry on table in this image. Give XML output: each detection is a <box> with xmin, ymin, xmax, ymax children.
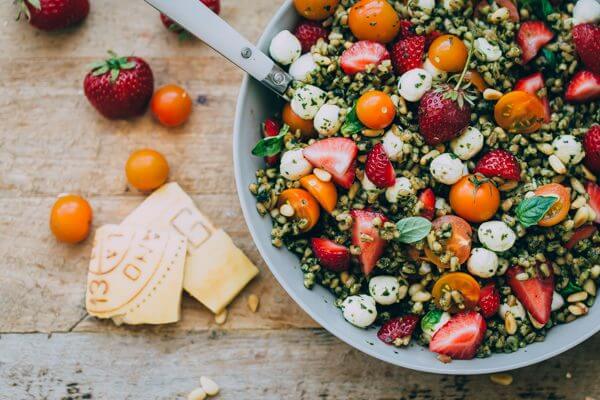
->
<box><xmin>390</xmin><ymin>35</ymin><xmax>425</xmax><ymax>75</ymax></box>
<box><xmin>377</xmin><ymin>314</ymin><xmax>419</xmax><ymax>345</ymax></box>
<box><xmin>516</xmin><ymin>21</ymin><xmax>554</xmax><ymax>64</ymax></box>
<box><xmin>311</xmin><ymin>238</ymin><xmax>351</xmax><ymax>272</ymax></box>
<box><xmin>16</xmin><ymin>0</ymin><xmax>89</xmax><ymax>31</ymax></box>
<box><xmin>474</xmin><ymin>149</ymin><xmax>521</xmax><ymax>181</ymax></box>
<box><xmin>365</xmin><ymin>143</ymin><xmax>396</xmax><ymax>188</ymax></box>
<box><xmin>587</xmin><ymin>182</ymin><xmax>600</xmax><ymax>224</ymax></box>
<box><xmin>418</xmin><ymin>188</ymin><xmax>436</xmax><ymax>220</ymax></box>
<box><xmin>514</xmin><ymin>72</ymin><xmax>551</xmax><ymax>122</ymax></box>
<box><xmin>572</xmin><ymin>23</ymin><xmax>600</xmax><ymax>74</ymax></box>
<box><xmin>294</xmin><ymin>20</ymin><xmax>329</xmax><ymax>53</ymax></box>
<box><xmin>418</xmin><ymin>84</ymin><xmax>472</xmax><ymax>145</ymax></box>
<box><xmin>478</xmin><ymin>284</ymin><xmax>500</xmax><ymax>319</ymax></box>
<box><xmin>506</xmin><ymin>265</ymin><xmax>554</xmax><ymax>325</ymax></box>
<box><xmin>161</xmin><ymin>0</ymin><xmax>220</xmax><ymax>37</ymax></box>
<box><xmin>263</xmin><ymin>118</ymin><xmax>282</xmax><ymax>166</ymax></box>
<box><xmin>429</xmin><ymin>311</ymin><xmax>487</xmax><ymax>360</ymax></box>
<box><xmin>583</xmin><ymin>125</ymin><xmax>600</xmax><ymax>175</ymax></box>
<box><xmin>565</xmin><ymin>70</ymin><xmax>600</xmax><ymax>103</ymax></box>
<box><xmin>303</xmin><ymin>138</ymin><xmax>358</xmax><ymax>189</ymax></box>
<box><xmin>340</xmin><ymin>41</ymin><xmax>390</xmax><ymax>75</ymax></box>
<box><xmin>350</xmin><ymin>209</ymin><xmax>387</xmax><ymax>275</ymax></box>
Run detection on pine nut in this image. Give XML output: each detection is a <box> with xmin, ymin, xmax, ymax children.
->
<box><xmin>537</xmin><ymin>143</ymin><xmax>554</xmax><ymax>155</ymax></box>
<box><xmin>583</xmin><ymin>279</ymin><xmax>597</xmax><ymax>296</ymax></box>
<box><xmin>568</xmin><ymin>302</ymin><xmax>588</xmax><ymax>316</ymax></box>
<box><xmin>188</xmin><ymin>387</ymin><xmax>207</xmax><ymax>400</ymax></box>
<box><xmin>570</xmin><ymin>177</ymin><xmax>586</xmax><ymax>194</ymax></box>
<box><xmin>279</xmin><ymin>203</ymin><xmax>295</xmax><ymax>217</ymax></box>
<box><xmin>340</xmin><ymin>271</ymin><xmax>350</xmax><ymax>285</ymax></box>
<box><xmin>516</xmin><ymin>272</ymin><xmax>529</xmax><ymax>281</ymax></box>
<box><xmin>567</xmin><ymin>291</ymin><xmax>588</xmax><ymax>303</ymax></box>
<box><xmin>412</xmin><ymin>291</ymin><xmax>432</xmax><ymax>302</ymax></box>
<box><xmin>200</xmin><ymin>376</ymin><xmax>220</xmax><ymax>396</ymax></box>
<box><xmin>582</xmin><ymin>165</ymin><xmax>597</xmax><ymax>182</ymax></box>
<box><xmin>490</xmin><ymin>373</ymin><xmax>513</xmax><ymax>386</ymax></box>
<box><xmin>214</xmin><ymin>309</ymin><xmax>228</xmax><ymax>325</ymax></box>
<box><xmin>247</xmin><ymin>294</ymin><xmax>260</xmax><ymax>313</ymax></box>
<box><xmin>573</xmin><ymin>206</ymin><xmax>590</xmax><ymax>228</ymax></box>
<box><xmin>548</xmin><ymin>154</ymin><xmax>567</xmax><ymax>175</ymax></box>
<box><xmin>571</xmin><ymin>196</ymin><xmax>587</xmax><ymax>209</ymax></box>
<box><xmin>437</xmin><ymin>354</ymin><xmax>452</xmax><ymax>363</ymax></box>
<box><xmin>314</xmin><ymin>168</ymin><xmax>332</xmax><ymax>182</ymax></box>
<box><xmin>504</xmin><ymin>311</ymin><xmax>517</xmax><ymax>335</ymax></box>
<box><xmin>529</xmin><ymin>313</ymin><xmax>545</xmax><ymax>329</ymax></box>
<box><xmin>489</xmin><ymin>7</ymin><xmax>509</xmax><ymax>22</ymax></box>
<box><xmin>483</xmin><ymin>88</ymin><xmax>503</xmax><ymax>100</ymax></box>
<box><xmin>409</xmin><ymin>283</ymin><xmax>423</xmax><ymax>296</ymax></box>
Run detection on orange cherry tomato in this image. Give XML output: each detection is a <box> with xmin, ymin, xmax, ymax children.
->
<box><xmin>125</xmin><ymin>149</ymin><xmax>170</xmax><ymax>191</ymax></box>
<box><xmin>534</xmin><ymin>183</ymin><xmax>571</xmax><ymax>227</ymax></box>
<box><xmin>293</xmin><ymin>0</ymin><xmax>339</xmax><ymax>21</ymax></box>
<box><xmin>300</xmin><ymin>174</ymin><xmax>338</xmax><ymax>213</ymax></box>
<box><xmin>428</xmin><ymin>34</ymin><xmax>469</xmax><ymax>73</ymax></box>
<box><xmin>432</xmin><ymin>272</ymin><xmax>481</xmax><ymax>312</ymax></box>
<box><xmin>151</xmin><ymin>84</ymin><xmax>193</xmax><ymax>127</ymax></box>
<box><xmin>494</xmin><ymin>91</ymin><xmax>546</xmax><ymax>134</ymax></box>
<box><xmin>348</xmin><ymin>0</ymin><xmax>401</xmax><ymax>44</ymax></box>
<box><xmin>278</xmin><ymin>188</ymin><xmax>321</xmax><ymax>232</ymax></box>
<box><xmin>356</xmin><ymin>90</ymin><xmax>396</xmax><ymax>129</ymax></box>
<box><xmin>449</xmin><ymin>175</ymin><xmax>500</xmax><ymax>223</ymax></box>
<box><xmin>50</xmin><ymin>194</ymin><xmax>93</xmax><ymax>244</ymax></box>
<box><xmin>282</xmin><ymin>103</ymin><xmax>316</xmax><ymax>138</ymax></box>
<box><xmin>464</xmin><ymin>70</ymin><xmax>487</xmax><ymax>92</ymax></box>
<box><xmin>424</xmin><ymin>215</ymin><xmax>473</xmax><ymax>268</ymax></box>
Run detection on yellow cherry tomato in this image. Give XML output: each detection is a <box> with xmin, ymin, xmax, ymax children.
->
<box><xmin>300</xmin><ymin>174</ymin><xmax>338</xmax><ymax>213</ymax></box>
<box><xmin>125</xmin><ymin>149</ymin><xmax>170</xmax><ymax>191</ymax></box>
<box><xmin>151</xmin><ymin>84</ymin><xmax>192</xmax><ymax>128</ymax></box>
<box><xmin>348</xmin><ymin>0</ymin><xmax>401</xmax><ymax>44</ymax></box>
<box><xmin>449</xmin><ymin>175</ymin><xmax>500</xmax><ymax>223</ymax></box>
<box><xmin>432</xmin><ymin>272</ymin><xmax>481</xmax><ymax>312</ymax></box>
<box><xmin>50</xmin><ymin>194</ymin><xmax>93</xmax><ymax>244</ymax></box>
<box><xmin>356</xmin><ymin>90</ymin><xmax>396</xmax><ymax>129</ymax></box>
<box><xmin>534</xmin><ymin>183</ymin><xmax>571</xmax><ymax>227</ymax></box>
<box><xmin>428</xmin><ymin>34</ymin><xmax>469</xmax><ymax>72</ymax></box>
<box><xmin>494</xmin><ymin>91</ymin><xmax>546</xmax><ymax>134</ymax></box>
<box><xmin>282</xmin><ymin>103</ymin><xmax>316</xmax><ymax>138</ymax></box>
<box><xmin>293</xmin><ymin>0</ymin><xmax>339</xmax><ymax>21</ymax></box>
<box><xmin>278</xmin><ymin>188</ymin><xmax>321</xmax><ymax>232</ymax></box>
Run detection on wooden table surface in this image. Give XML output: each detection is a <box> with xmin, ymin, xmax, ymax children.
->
<box><xmin>1</xmin><ymin>1</ymin><xmax>599</xmax><ymax>399</ymax></box>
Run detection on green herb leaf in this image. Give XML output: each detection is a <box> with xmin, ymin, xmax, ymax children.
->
<box><xmin>251</xmin><ymin>125</ymin><xmax>290</xmax><ymax>157</ymax></box>
<box><xmin>515</xmin><ymin>195</ymin><xmax>558</xmax><ymax>227</ymax></box>
<box><xmin>395</xmin><ymin>217</ymin><xmax>432</xmax><ymax>244</ymax></box>
<box><xmin>421</xmin><ymin>309</ymin><xmax>443</xmax><ymax>332</ymax></box>
<box><xmin>560</xmin><ymin>281</ymin><xmax>583</xmax><ymax>297</ymax></box>
<box><xmin>27</xmin><ymin>0</ymin><xmax>42</xmax><ymax>10</ymax></box>
<box><xmin>542</xmin><ymin>48</ymin><xmax>557</xmax><ymax>68</ymax></box>
<box><xmin>521</xmin><ymin>0</ymin><xmax>554</xmax><ymax>19</ymax></box>
<box><xmin>340</xmin><ymin>103</ymin><xmax>363</xmax><ymax>135</ymax></box>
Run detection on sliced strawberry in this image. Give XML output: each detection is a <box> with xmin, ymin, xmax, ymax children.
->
<box><xmin>474</xmin><ymin>149</ymin><xmax>521</xmax><ymax>181</ymax></box>
<box><xmin>340</xmin><ymin>41</ymin><xmax>390</xmax><ymax>75</ymax></box>
<box><xmin>350</xmin><ymin>209</ymin><xmax>388</xmax><ymax>275</ymax></box>
<box><xmin>478</xmin><ymin>284</ymin><xmax>500</xmax><ymax>319</ymax></box>
<box><xmin>587</xmin><ymin>181</ymin><xmax>600</xmax><ymax>224</ymax></box>
<box><xmin>572</xmin><ymin>23</ymin><xmax>600</xmax><ymax>75</ymax></box>
<box><xmin>583</xmin><ymin>125</ymin><xmax>600</xmax><ymax>174</ymax></box>
<box><xmin>565</xmin><ymin>225</ymin><xmax>598</xmax><ymax>250</ymax></box>
<box><xmin>565</xmin><ymin>70</ymin><xmax>600</xmax><ymax>103</ymax></box>
<box><xmin>514</xmin><ymin>72</ymin><xmax>551</xmax><ymax>122</ymax></box>
<box><xmin>418</xmin><ymin>188</ymin><xmax>436</xmax><ymax>220</ymax></box>
<box><xmin>263</xmin><ymin>118</ymin><xmax>281</xmax><ymax>166</ymax></box>
<box><xmin>429</xmin><ymin>311</ymin><xmax>487</xmax><ymax>360</ymax></box>
<box><xmin>506</xmin><ymin>265</ymin><xmax>554</xmax><ymax>325</ymax></box>
<box><xmin>365</xmin><ymin>143</ymin><xmax>395</xmax><ymax>188</ymax></box>
<box><xmin>311</xmin><ymin>238</ymin><xmax>350</xmax><ymax>272</ymax></box>
<box><xmin>377</xmin><ymin>314</ymin><xmax>420</xmax><ymax>344</ymax></box>
<box><xmin>516</xmin><ymin>21</ymin><xmax>554</xmax><ymax>64</ymax></box>
<box><xmin>294</xmin><ymin>20</ymin><xmax>329</xmax><ymax>53</ymax></box>
<box><xmin>390</xmin><ymin>35</ymin><xmax>425</xmax><ymax>75</ymax></box>
<box><xmin>303</xmin><ymin>138</ymin><xmax>358</xmax><ymax>189</ymax></box>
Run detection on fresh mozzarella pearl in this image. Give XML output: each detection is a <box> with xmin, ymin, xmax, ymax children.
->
<box><xmin>423</xmin><ymin>58</ymin><xmax>447</xmax><ymax>81</ymax></box>
<box><xmin>385</xmin><ymin>177</ymin><xmax>413</xmax><ymax>203</ymax></box>
<box><xmin>291</xmin><ymin>85</ymin><xmax>328</xmax><ymax>120</ymax></box>
<box><xmin>313</xmin><ymin>104</ymin><xmax>341</xmax><ymax>136</ymax></box>
<box><xmin>499</xmin><ymin>299</ymin><xmax>526</xmax><ymax>320</ymax></box>
<box><xmin>361</xmin><ymin>173</ymin><xmax>378</xmax><ymax>191</ymax></box>
<box><xmin>478</xmin><ymin>221</ymin><xmax>516</xmax><ymax>252</ymax></box>
<box><xmin>450</xmin><ymin>127</ymin><xmax>484</xmax><ymax>160</ymax></box>
<box><xmin>382</xmin><ymin>129</ymin><xmax>405</xmax><ymax>161</ymax></box>
<box><xmin>342</xmin><ymin>295</ymin><xmax>377</xmax><ymax>328</ymax></box>
<box><xmin>551</xmin><ymin>291</ymin><xmax>565</xmax><ymax>311</ymax></box>
<box><xmin>552</xmin><ymin>134</ymin><xmax>585</xmax><ymax>165</ymax></box>
<box><xmin>369</xmin><ymin>276</ymin><xmax>400</xmax><ymax>305</ymax></box>
<box><xmin>279</xmin><ymin>149</ymin><xmax>313</xmax><ymax>181</ymax></box>
<box><xmin>430</xmin><ymin>153</ymin><xmax>466</xmax><ymax>185</ymax></box>
<box><xmin>573</xmin><ymin>0</ymin><xmax>600</xmax><ymax>25</ymax></box>
<box><xmin>289</xmin><ymin>53</ymin><xmax>318</xmax><ymax>82</ymax></box>
<box><xmin>473</xmin><ymin>38</ymin><xmax>502</xmax><ymax>62</ymax></box>
<box><xmin>398</xmin><ymin>68</ymin><xmax>433</xmax><ymax>102</ymax></box>
<box><xmin>467</xmin><ymin>248</ymin><xmax>499</xmax><ymax>278</ymax></box>
<box><xmin>422</xmin><ymin>312</ymin><xmax>451</xmax><ymax>342</ymax></box>
<box><xmin>269</xmin><ymin>30</ymin><xmax>301</xmax><ymax>65</ymax></box>
<box><xmin>416</xmin><ymin>0</ymin><xmax>435</xmax><ymax>12</ymax></box>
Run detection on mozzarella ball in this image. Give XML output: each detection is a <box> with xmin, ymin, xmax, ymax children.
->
<box><xmin>423</xmin><ymin>58</ymin><xmax>448</xmax><ymax>81</ymax></box>
<box><xmin>385</xmin><ymin>177</ymin><xmax>413</xmax><ymax>203</ymax></box>
<box><xmin>382</xmin><ymin>129</ymin><xmax>405</xmax><ymax>161</ymax></box>
<box><xmin>552</xmin><ymin>134</ymin><xmax>585</xmax><ymax>165</ymax></box>
<box><xmin>573</xmin><ymin>0</ymin><xmax>600</xmax><ymax>25</ymax></box>
<box><xmin>279</xmin><ymin>149</ymin><xmax>313</xmax><ymax>180</ymax></box>
<box><xmin>467</xmin><ymin>248</ymin><xmax>499</xmax><ymax>278</ymax></box>
<box><xmin>369</xmin><ymin>276</ymin><xmax>400</xmax><ymax>305</ymax></box>
<box><xmin>421</xmin><ymin>311</ymin><xmax>451</xmax><ymax>342</ymax></box>
<box><xmin>415</xmin><ymin>0</ymin><xmax>435</xmax><ymax>12</ymax></box>
<box><xmin>478</xmin><ymin>221</ymin><xmax>516</xmax><ymax>252</ymax></box>
<box><xmin>473</xmin><ymin>38</ymin><xmax>502</xmax><ymax>62</ymax></box>
<box><xmin>499</xmin><ymin>299</ymin><xmax>526</xmax><ymax>320</ymax></box>
<box><xmin>430</xmin><ymin>153</ymin><xmax>466</xmax><ymax>185</ymax></box>
<box><xmin>291</xmin><ymin>85</ymin><xmax>327</xmax><ymax>120</ymax></box>
<box><xmin>269</xmin><ymin>30</ymin><xmax>301</xmax><ymax>65</ymax></box>
<box><xmin>342</xmin><ymin>295</ymin><xmax>377</xmax><ymax>328</ymax></box>
<box><xmin>450</xmin><ymin>127</ymin><xmax>484</xmax><ymax>160</ymax></box>
<box><xmin>398</xmin><ymin>68</ymin><xmax>433</xmax><ymax>102</ymax></box>
<box><xmin>361</xmin><ymin>173</ymin><xmax>378</xmax><ymax>191</ymax></box>
<box><xmin>551</xmin><ymin>291</ymin><xmax>565</xmax><ymax>311</ymax></box>
<box><xmin>289</xmin><ymin>53</ymin><xmax>318</xmax><ymax>82</ymax></box>
<box><xmin>313</xmin><ymin>104</ymin><xmax>342</xmax><ymax>136</ymax></box>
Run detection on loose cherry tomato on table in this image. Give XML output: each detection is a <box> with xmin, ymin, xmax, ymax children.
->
<box><xmin>534</xmin><ymin>183</ymin><xmax>571</xmax><ymax>227</ymax></box>
<box><xmin>423</xmin><ymin>215</ymin><xmax>473</xmax><ymax>269</ymax></box>
<box><xmin>494</xmin><ymin>90</ymin><xmax>546</xmax><ymax>134</ymax></box>
<box><xmin>278</xmin><ymin>188</ymin><xmax>321</xmax><ymax>232</ymax></box>
<box><xmin>282</xmin><ymin>103</ymin><xmax>316</xmax><ymax>138</ymax></box>
<box><xmin>151</xmin><ymin>84</ymin><xmax>192</xmax><ymax>127</ymax></box>
<box><xmin>125</xmin><ymin>149</ymin><xmax>170</xmax><ymax>191</ymax></box>
<box><xmin>432</xmin><ymin>272</ymin><xmax>481</xmax><ymax>313</ymax></box>
<box><xmin>464</xmin><ymin>70</ymin><xmax>487</xmax><ymax>92</ymax></box>
<box><xmin>356</xmin><ymin>90</ymin><xmax>396</xmax><ymax>130</ymax></box>
<box><xmin>50</xmin><ymin>194</ymin><xmax>93</xmax><ymax>244</ymax></box>
<box><xmin>293</xmin><ymin>0</ymin><xmax>339</xmax><ymax>21</ymax></box>
<box><xmin>449</xmin><ymin>174</ymin><xmax>500</xmax><ymax>223</ymax></box>
<box><xmin>427</xmin><ymin>34</ymin><xmax>469</xmax><ymax>73</ymax></box>
<box><xmin>300</xmin><ymin>174</ymin><xmax>338</xmax><ymax>213</ymax></box>
<box><xmin>348</xmin><ymin>0</ymin><xmax>401</xmax><ymax>44</ymax></box>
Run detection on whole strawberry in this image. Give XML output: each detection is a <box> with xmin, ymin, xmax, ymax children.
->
<box><xmin>572</xmin><ymin>23</ymin><xmax>600</xmax><ymax>74</ymax></box>
<box><xmin>418</xmin><ymin>84</ymin><xmax>472</xmax><ymax>145</ymax></box>
<box><xmin>161</xmin><ymin>0</ymin><xmax>220</xmax><ymax>37</ymax></box>
<box><xmin>474</xmin><ymin>149</ymin><xmax>522</xmax><ymax>181</ymax></box>
<box><xmin>583</xmin><ymin>125</ymin><xmax>600</xmax><ymax>175</ymax></box>
<box><xmin>84</xmin><ymin>52</ymin><xmax>154</xmax><ymax>119</ymax></box>
<box><xmin>16</xmin><ymin>0</ymin><xmax>89</xmax><ymax>31</ymax></box>
<box><xmin>294</xmin><ymin>20</ymin><xmax>329</xmax><ymax>53</ymax></box>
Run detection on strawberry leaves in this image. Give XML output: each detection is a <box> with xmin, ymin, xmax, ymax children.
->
<box><xmin>515</xmin><ymin>195</ymin><xmax>558</xmax><ymax>227</ymax></box>
<box><xmin>251</xmin><ymin>125</ymin><xmax>290</xmax><ymax>157</ymax></box>
<box><xmin>89</xmin><ymin>51</ymin><xmax>137</xmax><ymax>83</ymax></box>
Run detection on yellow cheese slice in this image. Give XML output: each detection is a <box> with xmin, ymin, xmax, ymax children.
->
<box><xmin>86</xmin><ymin>224</ymin><xmax>186</xmax><ymax>325</ymax></box>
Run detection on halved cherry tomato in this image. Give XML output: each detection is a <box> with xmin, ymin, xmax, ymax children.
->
<box><xmin>356</xmin><ymin>90</ymin><xmax>396</xmax><ymax>129</ymax></box>
<box><xmin>282</xmin><ymin>103</ymin><xmax>316</xmax><ymax>138</ymax></box>
<box><xmin>432</xmin><ymin>272</ymin><xmax>481</xmax><ymax>312</ymax></box>
<box><xmin>125</xmin><ymin>149</ymin><xmax>170</xmax><ymax>191</ymax></box>
<box><xmin>348</xmin><ymin>0</ymin><xmax>401</xmax><ymax>44</ymax></box>
<box><xmin>151</xmin><ymin>84</ymin><xmax>192</xmax><ymax>127</ymax></box>
<box><xmin>424</xmin><ymin>215</ymin><xmax>473</xmax><ymax>268</ymax></box>
<box><xmin>428</xmin><ymin>34</ymin><xmax>468</xmax><ymax>73</ymax></box>
<box><xmin>494</xmin><ymin>91</ymin><xmax>546</xmax><ymax>134</ymax></box>
<box><xmin>293</xmin><ymin>0</ymin><xmax>339</xmax><ymax>21</ymax></box>
<box><xmin>278</xmin><ymin>188</ymin><xmax>321</xmax><ymax>232</ymax></box>
<box><xmin>300</xmin><ymin>174</ymin><xmax>338</xmax><ymax>213</ymax></box>
<box><xmin>464</xmin><ymin>70</ymin><xmax>487</xmax><ymax>92</ymax></box>
<box><xmin>449</xmin><ymin>174</ymin><xmax>500</xmax><ymax>223</ymax></box>
<box><xmin>50</xmin><ymin>194</ymin><xmax>93</xmax><ymax>244</ymax></box>
<box><xmin>534</xmin><ymin>183</ymin><xmax>571</xmax><ymax>227</ymax></box>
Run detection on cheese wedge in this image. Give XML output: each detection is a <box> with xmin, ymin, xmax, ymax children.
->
<box><xmin>121</xmin><ymin>182</ymin><xmax>259</xmax><ymax>313</ymax></box>
<box><xmin>86</xmin><ymin>224</ymin><xmax>186</xmax><ymax>325</ymax></box>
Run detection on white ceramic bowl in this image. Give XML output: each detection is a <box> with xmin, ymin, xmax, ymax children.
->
<box><xmin>233</xmin><ymin>0</ymin><xmax>600</xmax><ymax>374</ymax></box>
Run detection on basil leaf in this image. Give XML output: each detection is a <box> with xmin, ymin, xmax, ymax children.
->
<box><xmin>560</xmin><ymin>281</ymin><xmax>583</xmax><ymax>297</ymax></box>
<box><xmin>541</xmin><ymin>0</ymin><xmax>554</xmax><ymax>17</ymax></box>
<box><xmin>251</xmin><ymin>125</ymin><xmax>290</xmax><ymax>157</ymax></box>
<box><xmin>421</xmin><ymin>309</ymin><xmax>443</xmax><ymax>332</ymax></box>
<box><xmin>395</xmin><ymin>216</ymin><xmax>432</xmax><ymax>244</ymax></box>
<box><xmin>542</xmin><ymin>48</ymin><xmax>556</xmax><ymax>69</ymax></box>
<box><xmin>521</xmin><ymin>0</ymin><xmax>554</xmax><ymax>19</ymax></box>
<box><xmin>341</xmin><ymin>103</ymin><xmax>363</xmax><ymax>135</ymax></box>
<box><xmin>515</xmin><ymin>195</ymin><xmax>558</xmax><ymax>227</ymax></box>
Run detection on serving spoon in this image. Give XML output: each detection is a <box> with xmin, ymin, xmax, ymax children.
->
<box><xmin>143</xmin><ymin>0</ymin><xmax>294</xmax><ymax>98</ymax></box>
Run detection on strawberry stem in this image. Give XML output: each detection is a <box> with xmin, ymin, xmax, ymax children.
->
<box><xmin>89</xmin><ymin>51</ymin><xmax>137</xmax><ymax>83</ymax></box>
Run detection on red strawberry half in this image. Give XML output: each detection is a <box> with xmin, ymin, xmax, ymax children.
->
<box><xmin>429</xmin><ymin>311</ymin><xmax>487</xmax><ymax>360</ymax></box>
<box><xmin>474</xmin><ymin>149</ymin><xmax>521</xmax><ymax>181</ymax></box>
<box><xmin>377</xmin><ymin>314</ymin><xmax>419</xmax><ymax>344</ymax></box>
<box><xmin>514</xmin><ymin>72</ymin><xmax>551</xmax><ymax>122</ymax></box>
<box><xmin>418</xmin><ymin>85</ymin><xmax>472</xmax><ymax>145</ymax></box>
<box><xmin>303</xmin><ymin>138</ymin><xmax>358</xmax><ymax>189</ymax></box>
<box><xmin>340</xmin><ymin>41</ymin><xmax>390</xmax><ymax>75</ymax></box>
<box><xmin>565</xmin><ymin>225</ymin><xmax>598</xmax><ymax>250</ymax></box>
<box><xmin>365</xmin><ymin>143</ymin><xmax>395</xmax><ymax>188</ymax></box>
<box><xmin>418</xmin><ymin>188</ymin><xmax>436</xmax><ymax>220</ymax></box>
<box><xmin>565</xmin><ymin>70</ymin><xmax>600</xmax><ymax>103</ymax></box>
<box><xmin>17</xmin><ymin>0</ymin><xmax>89</xmax><ymax>31</ymax></box>
<box><xmin>516</xmin><ymin>21</ymin><xmax>554</xmax><ymax>64</ymax></box>
<box><xmin>294</xmin><ymin>20</ymin><xmax>329</xmax><ymax>53</ymax></box>
<box><xmin>350</xmin><ymin>209</ymin><xmax>388</xmax><ymax>275</ymax></box>
<box><xmin>311</xmin><ymin>238</ymin><xmax>350</xmax><ymax>272</ymax></box>
<box><xmin>583</xmin><ymin>125</ymin><xmax>600</xmax><ymax>174</ymax></box>
<box><xmin>390</xmin><ymin>35</ymin><xmax>425</xmax><ymax>75</ymax></box>
<box><xmin>506</xmin><ymin>265</ymin><xmax>554</xmax><ymax>325</ymax></box>
<box><xmin>263</xmin><ymin>118</ymin><xmax>281</xmax><ymax>166</ymax></box>
<box><xmin>572</xmin><ymin>23</ymin><xmax>600</xmax><ymax>75</ymax></box>
<box><xmin>587</xmin><ymin>182</ymin><xmax>600</xmax><ymax>224</ymax></box>
<box><xmin>478</xmin><ymin>284</ymin><xmax>500</xmax><ymax>319</ymax></box>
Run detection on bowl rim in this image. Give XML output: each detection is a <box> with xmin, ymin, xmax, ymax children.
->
<box><xmin>232</xmin><ymin>0</ymin><xmax>599</xmax><ymax>374</ymax></box>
